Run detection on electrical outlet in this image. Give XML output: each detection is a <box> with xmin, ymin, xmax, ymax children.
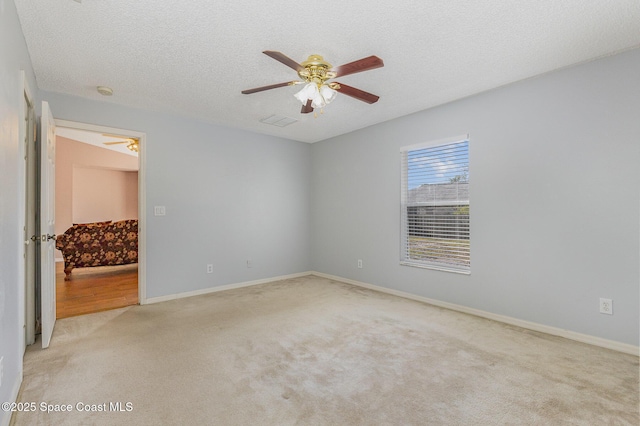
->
<box><xmin>599</xmin><ymin>298</ymin><xmax>613</xmax><ymax>315</ymax></box>
<box><xmin>206</xmin><ymin>264</ymin><xmax>213</xmax><ymax>274</ymax></box>
<box><xmin>357</xmin><ymin>259</ymin><xmax>363</xmax><ymax>269</ymax></box>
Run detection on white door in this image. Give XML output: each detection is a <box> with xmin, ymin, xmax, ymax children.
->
<box><xmin>24</xmin><ymin>92</ymin><xmax>37</xmax><ymax>346</ymax></box>
<box><xmin>40</xmin><ymin>101</ymin><xmax>56</xmax><ymax>349</ymax></box>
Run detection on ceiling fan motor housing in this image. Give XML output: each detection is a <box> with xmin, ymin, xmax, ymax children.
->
<box><xmin>298</xmin><ymin>55</ymin><xmax>337</xmax><ymax>84</ymax></box>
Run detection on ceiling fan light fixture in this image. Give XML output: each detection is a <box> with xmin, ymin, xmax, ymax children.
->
<box><xmin>294</xmin><ymin>83</ymin><xmax>337</xmax><ymax>110</ymax></box>
<box><xmin>294</xmin><ymin>82</ymin><xmax>319</xmax><ymax>104</ymax></box>
<box><xmin>319</xmin><ymin>84</ymin><xmax>337</xmax><ymax>105</ymax></box>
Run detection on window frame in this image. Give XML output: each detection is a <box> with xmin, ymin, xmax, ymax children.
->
<box><xmin>400</xmin><ymin>134</ymin><xmax>471</xmax><ymax>274</ymax></box>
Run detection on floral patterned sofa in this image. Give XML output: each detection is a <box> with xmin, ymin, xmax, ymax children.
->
<box><xmin>55</xmin><ymin>219</ymin><xmax>138</xmax><ymax>280</ymax></box>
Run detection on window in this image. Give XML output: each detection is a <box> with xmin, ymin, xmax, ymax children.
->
<box><xmin>400</xmin><ymin>135</ymin><xmax>470</xmax><ymax>273</ymax></box>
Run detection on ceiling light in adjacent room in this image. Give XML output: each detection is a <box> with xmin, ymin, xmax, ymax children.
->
<box><xmin>126</xmin><ymin>141</ymin><xmax>139</xmax><ymax>152</ymax></box>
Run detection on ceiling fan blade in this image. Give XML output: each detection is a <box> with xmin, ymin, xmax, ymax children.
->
<box><xmin>102</xmin><ymin>133</ymin><xmax>137</xmax><ymax>141</ymax></box>
<box><xmin>263</xmin><ymin>51</ymin><xmax>303</xmax><ymax>72</ymax></box>
<box><xmin>242</xmin><ymin>81</ymin><xmax>298</xmax><ymax>94</ymax></box>
<box><xmin>103</xmin><ymin>141</ymin><xmax>129</xmax><ymax>145</ymax></box>
<box><xmin>331</xmin><ymin>56</ymin><xmax>384</xmax><ymax>78</ymax></box>
<box><xmin>335</xmin><ymin>83</ymin><xmax>380</xmax><ymax>104</ymax></box>
<box><xmin>301</xmin><ymin>99</ymin><xmax>313</xmax><ymax>114</ymax></box>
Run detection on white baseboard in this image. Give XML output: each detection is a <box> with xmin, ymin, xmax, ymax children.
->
<box><xmin>143</xmin><ymin>271</ymin><xmax>313</xmax><ymax>305</ymax></box>
<box><xmin>311</xmin><ymin>271</ymin><xmax>640</xmax><ymax>357</ymax></box>
<box><xmin>140</xmin><ymin>269</ymin><xmax>638</xmax><ymax>356</ymax></box>
<box><xmin>1</xmin><ymin>373</ymin><xmax>22</xmax><ymax>426</ymax></box>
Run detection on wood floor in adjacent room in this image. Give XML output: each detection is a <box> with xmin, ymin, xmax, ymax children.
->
<box><xmin>56</xmin><ymin>262</ymin><xmax>138</xmax><ymax>319</ymax></box>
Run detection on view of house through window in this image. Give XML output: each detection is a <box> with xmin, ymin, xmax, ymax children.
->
<box><xmin>400</xmin><ymin>136</ymin><xmax>470</xmax><ymax>273</ymax></box>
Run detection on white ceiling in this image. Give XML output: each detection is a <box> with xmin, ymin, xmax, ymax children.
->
<box><xmin>14</xmin><ymin>0</ymin><xmax>640</xmax><ymax>143</ymax></box>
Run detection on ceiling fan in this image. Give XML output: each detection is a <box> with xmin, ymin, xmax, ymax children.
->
<box><xmin>102</xmin><ymin>134</ymin><xmax>139</xmax><ymax>152</ymax></box>
<box><xmin>242</xmin><ymin>51</ymin><xmax>384</xmax><ymax>115</ymax></box>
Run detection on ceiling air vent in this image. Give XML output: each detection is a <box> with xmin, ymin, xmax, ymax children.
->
<box><xmin>260</xmin><ymin>115</ymin><xmax>297</xmax><ymax>127</ymax></box>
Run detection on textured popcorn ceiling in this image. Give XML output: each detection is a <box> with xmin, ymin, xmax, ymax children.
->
<box><xmin>14</xmin><ymin>0</ymin><xmax>640</xmax><ymax>143</ymax></box>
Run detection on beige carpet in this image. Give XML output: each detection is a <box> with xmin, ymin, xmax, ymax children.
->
<box><xmin>13</xmin><ymin>275</ymin><xmax>639</xmax><ymax>425</ymax></box>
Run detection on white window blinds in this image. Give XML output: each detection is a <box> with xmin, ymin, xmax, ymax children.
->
<box><xmin>400</xmin><ymin>136</ymin><xmax>470</xmax><ymax>273</ymax></box>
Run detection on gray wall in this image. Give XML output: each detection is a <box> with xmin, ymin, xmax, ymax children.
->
<box><xmin>311</xmin><ymin>49</ymin><xmax>640</xmax><ymax>346</ymax></box>
<box><xmin>42</xmin><ymin>91</ymin><xmax>312</xmax><ymax>299</ymax></box>
<box><xmin>0</xmin><ymin>0</ymin><xmax>39</xmax><ymax>420</ymax></box>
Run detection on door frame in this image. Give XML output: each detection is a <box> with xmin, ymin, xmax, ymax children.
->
<box><xmin>54</xmin><ymin>119</ymin><xmax>147</xmax><ymax>304</ymax></box>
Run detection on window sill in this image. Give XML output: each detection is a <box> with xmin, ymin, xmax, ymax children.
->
<box><xmin>400</xmin><ymin>261</ymin><xmax>470</xmax><ymax>275</ymax></box>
